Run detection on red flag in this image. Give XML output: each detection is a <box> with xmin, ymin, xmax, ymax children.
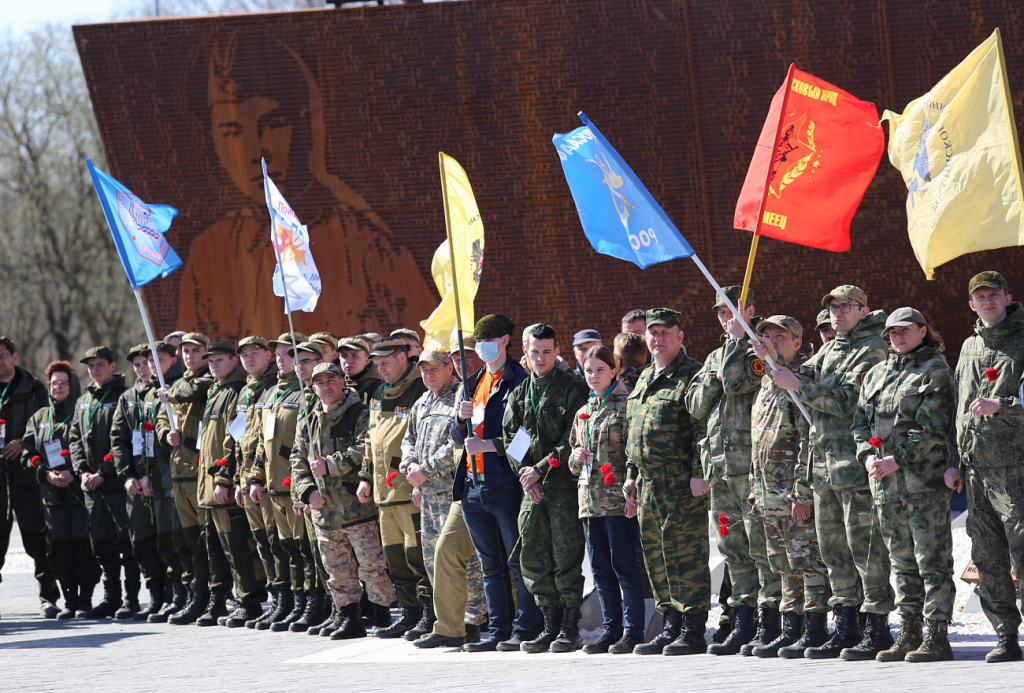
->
<box><xmin>734</xmin><ymin>65</ymin><xmax>883</xmax><ymax>252</ymax></box>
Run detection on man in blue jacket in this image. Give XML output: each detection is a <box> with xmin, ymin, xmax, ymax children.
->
<box><xmin>452</xmin><ymin>315</ymin><xmax>542</xmax><ymax>652</ymax></box>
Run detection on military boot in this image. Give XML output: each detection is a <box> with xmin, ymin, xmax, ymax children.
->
<box><xmin>707</xmin><ymin>605</ymin><xmax>755</xmax><ymax>655</ymax></box>
<box><xmin>550</xmin><ymin>607</ymin><xmax>583</xmax><ymax>653</ymax></box>
<box><xmin>634</xmin><ymin>610</ymin><xmax>682</xmax><ymax>655</ymax></box>
<box><xmin>375</xmin><ymin>603</ymin><xmax>422</xmax><ymax>639</ymax></box>
<box><xmin>134</xmin><ymin>582</ymin><xmax>166</xmax><ymax>621</ymax></box>
<box><xmin>57</xmin><ymin>582</ymin><xmax>78</xmax><ymax>620</ymax></box>
<box><xmin>252</xmin><ymin>590</ymin><xmax>282</xmax><ymax>630</ymax></box>
<box><xmin>805</xmin><ymin>605</ymin><xmax>861</xmax><ymax>659</ymax></box>
<box><xmin>403</xmin><ymin>597</ymin><xmax>436</xmax><ymax>641</ymax></box>
<box><xmin>225</xmin><ymin>600</ymin><xmax>264</xmax><ymax>628</ymax></box>
<box><xmin>608</xmin><ymin>632</ymin><xmax>644</xmax><ymax>654</ymax></box>
<box><xmin>906</xmin><ymin>620</ymin><xmax>953</xmax><ymax>662</ymax></box>
<box><xmin>985</xmin><ymin>633</ymin><xmax>1022</xmax><ymax>663</ymax></box>
<box><xmin>712</xmin><ymin>605</ymin><xmax>734</xmax><ymax>644</ymax></box>
<box><xmin>363</xmin><ymin>601</ymin><xmax>392</xmax><ymax>632</ymax></box>
<box><xmin>196</xmin><ymin>587</ymin><xmax>229</xmax><ymax>627</ymax></box>
<box><xmin>76</xmin><ymin>583</ymin><xmax>96</xmax><ymax>618</ymax></box>
<box><xmin>521</xmin><ymin>607</ymin><xmax>563</xmax><ymax>653</ymax></box>
<box><xmin>841</xmin><ymin>612</ymin><xmax>894</xmax><ymax>660</ymax></box>
<box><xmin>779</xmin><ymin>611</ymin><xmax>829</xmax><ymax>659</ymax></box>
<box><xmin>152</xmin><ymin>583</ymin><xmax>188</xmax><ymax>623</ymax></box>
<box><xmin>271</xmin><ymin>590</ymin><xmax>304</xmax><ymax>632</ymax></box>
<box><xmin>315</xmin><ymin>601</ymin><xmax>342</xmax><ymax>637</ymax></box>
<box><xmin>876</xmin><ymin>617</ymin><xmax>923</xmax><ymax>662</ymax></box>
<box><xmin>169</xmin><ymin>589</ymin><xmax>207</xmax><ymax>625</ymax></box>
<box><xmin>754</xmin><ymin>612</ymin><xmax>803</xmax><ymax>658</ymax></box>
<box><xmin>116</xmin><ymin>571</ymin><xmax>142</xmax><ymax>620</ymax></box>
<box><xmin>83</xmin><ymin>577</ymin><xmax>122</xmax><ymax>619</ymax></box>
<box><xmin>741</xmin><ymin>607</ymin><xmax>781</xmax><ymax>656</ymax></box>
<box><xmin>330</xmin><ymin>603</ymin><xmax>368</xmax><ymax>641</ymax></box>
<box><xmin>292</xmin><ymin>589</ymin><xmax>330</xmax><ymax>633</ymax></box>
<box><xmin>583</xmin><ymin>630</ymin><xmax>621</xmax><ymax>655</ymax></box>
<box><xmin>664</xmin><ymin>612</ymin><xmax>708</xmax><ymax>655</ymax></box>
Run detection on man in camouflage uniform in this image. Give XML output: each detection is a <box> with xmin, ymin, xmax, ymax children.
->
<box><xmin>952</xmin><ymin>272</ymin><xmax>1024</xmax><ymax>663</ymax></box>
<box><xmin>339</xmin><ymin>337</ymin><xmax>383</xmax><ymax>406</ymax></box>
<box><xmin>292</xmin><ymin>362</ymin><xmax>394</xmax><ymax>640</ymax></box>
<box><xmin>624</xmin><ymin>309</ymin><xmax>710</xmax><ymax>656</ymax></box>
<box><xmin>502</xmin><ymin>324</ymin><xmax>589</xmax><ymax>653</ymax></box>
<box><xmin>685</xmin><ymin>287</ymin><xmax>782</xmax><ymax>656</ymax></box>
<box><xmin>817</xmin><ymin>309</ymin><xmax>836</xmax><ymax>345</ymax></box>
<box><xmin>747</xmin><ymin>316</ymin><xmax>829</xmax><ymax>659</ymax></box>
<box><xmin>754</xmin><ymin>285</ymin><xmax>894</xmax><ymax>659</ymax></box>
<box><xmin>399</xmin><ymin>350</ymin><xmax>487</xmax><ymax>649</ymax></box>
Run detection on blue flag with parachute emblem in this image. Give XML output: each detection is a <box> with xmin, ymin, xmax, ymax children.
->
<box><xmin>552</xmin><ymin>112</ymin><xmax>694</xmax><ymax>269</ymax></box>
<box><xmin>86</xmin><ymin>158</ymin><xmax>181</xmax><ymax>289</ymax></box>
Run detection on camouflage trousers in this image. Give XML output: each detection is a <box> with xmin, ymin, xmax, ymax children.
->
<box><xmin>966</xmin><ymin>465</ymin><xmax>1024</xmax><ymax>636</ymax></box>
<box><xmin>760</xmin><ymin>514</ymin><xmax>829</xmax><ymax>614</ymax></box>
<box><xmin>637</xmin><ymin>471</ymin><xmax>710</xmax><ymax>615</ymax></box>
<box><xmin>420</xmin><ymin>496</ymin><xmax>487</xmax><ymax>637</ymax></box>
<box><xmin>877</xmin><ymin>494</ymin><xmax>954</xmax><ymax>622</ymax></box>
<box><xmin>711</xmin><ymin>477</ymin><xmax>780</xmax><ymax>609</ymax></box>
<box><xmin>243</xmin><ymin>494</ymin><xmax>288</xmax><ymax>591</ymax></box>
<box><xmin>518</xmin><ymin>482</ymin><xmax>586</xmax><ymax>608</ymax></box>
<box><xmin>210</xmin><ymin>506</ymin><xmax>267</xmax><ymax>605</ymax></box>
<box><xmin>314</xmin><ymin>519</ymin><xmax>394</xmax><ymax>608</ymax></box>
<box><xmin>813</xmin><ymin>483</ymin><xmax>894</xmax><ymax>614</ymax></box>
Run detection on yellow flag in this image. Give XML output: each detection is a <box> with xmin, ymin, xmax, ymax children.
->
<box><xmin>419</xmin><ymin>153</ymin><xmax>485</xmax><ymax>350</ymax></box>
<box><xmin>881</xmin><ymin>29</ymin><xmax>1024</xmax><ymax>279</ymax></box>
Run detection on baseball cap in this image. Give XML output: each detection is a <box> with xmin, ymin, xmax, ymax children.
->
<box><xmin>883</xmin><ymin>307</ymin><xmax>927</xmax><ymax>334</ymax></box>
<box><xmin>756</xmin><ymin>315</ymin><xmax>803</xmax><ymax>339</ymax></box>
<box><xmin>288</xmin><ymin>341</ymin><xmax>324</xmax><ymax>358</ymax></box>
<box><xmin>418</xmin><ymin>350</ymin><xmax>452</xmax><ymax>365</ymax></box>
<box><xmin>572</xmin><ymin>329</ymin><xmax>602</xmax><ymax>346</ymax></box>
<box><xmin>179</xmin><ymin>332</ymin><xmax>210</xmax><ymax>347</ymax></box>
<box><xmin>204</xmin><ymin>340</ymin><xmax>237</xmax><ymax>357</ymax></box>
<box><xmin>821</xmin><ymin>285</ymin><xmax>868</xmax><ymax>308</ymax></box>
<box><xmin>968</xmin><ymin>271</ymin><xmax>1008</xmax><ymax>295</ymax></box>
<box><xmin>310</xmin><ymin>362</ymin><xmax>343</xmax><ymax>381</ymax></box>
<box><xmin>815</xmin><ymin>309</ymin><xmax>831</xmax><ymax>330</ymax></box>
<box><xmin>236</xmin><ymin>336</ymin><xmax>269</xmax><ymax>353</ymax></box>
<box><xmin>713</xmin><ymin>286</ymin><xmax>754</xmax><ymax>310</ymax></box>
<box><xmin>80</xmin><ymin>346</ymin><xmax>116</xmax><ymax>364</ymax></box>
<box><xmin>369</xmin><ymin>337</ymin><xmax>409</xmax><ymax>357</ymax></box>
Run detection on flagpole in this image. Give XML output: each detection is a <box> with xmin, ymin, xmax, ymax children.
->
<box><xmin>690</xmin><ymin>254</ymin><xmax>812</xmax><ymax>424</ymax></box>
<box><xmin>133</xmin><ymin>287</ymin><xmax>178</xmax><ymax>430</ymax></box>
<box><xmin>740</xmin><ymin>63</ymin><xmax>797</xmax><ymax>307</ymax></box>
<box><xmin>438</xmin><ymin>152</ymin><xmax>478</xmax><ymax>485</ymax></box>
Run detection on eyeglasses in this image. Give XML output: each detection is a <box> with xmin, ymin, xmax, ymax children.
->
<box><xmin>828</xmin><ymin>302</ymin><xmax>863</xmax><ymax>315</ymax></box>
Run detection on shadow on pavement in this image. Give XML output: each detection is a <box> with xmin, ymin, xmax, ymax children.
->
<box><xmin>0</xmin><ymin>630</ymin><xmax>152</xmax><ymax>649</ymax></box>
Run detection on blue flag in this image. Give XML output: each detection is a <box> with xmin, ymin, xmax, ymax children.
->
<box><xmin>553</xmin><ymin>113</ymin><xmax>694</xmax><ymax>268</ymax></box>
<box><xmin>87</xmin><ymin>158</ymin><xmax>181</xmax><ymax>289</ymax></box>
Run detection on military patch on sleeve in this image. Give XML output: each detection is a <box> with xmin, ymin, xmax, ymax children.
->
<box><xmin>750</xmin><ymin>358</ymin><xmax>766</xmax><ymax>377</ymax></box>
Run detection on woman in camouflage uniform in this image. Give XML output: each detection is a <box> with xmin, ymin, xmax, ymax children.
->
<box><xmin>569</xmin><ymin>346</ymin><xmax>644</xmax><ymax>655</ymax></box>
<box><xmin>853</xmin><ymin>307</ymin><xmax>957</xmax><ymax>663</ymax></box>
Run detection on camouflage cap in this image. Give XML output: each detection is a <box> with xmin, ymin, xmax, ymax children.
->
<box><xmin>646</xmin><ymin>308</ymin><xmax>682</xmax><ymax>329</ymax></box>
<box><xmin>236</xmin><ymin>336</ymin><xmax>270</xmax><ymax>353</ymax></box>
<box><xmin>287</xmin><ymin>341</ymin><xmax>324</xmax><ymax>358</ymax></box>
<box><xmin>126</xmin><ymin>343</ymin><xmax>150</xmax><ymax>362</ymax></box>
<box><xmin>0</xmin><ymin>336</ymin><xmax>15</xmax><ymax>354</ymax></box>
<box><xmin>815</xmin><ymin>309</ymin><xmax>831</xmax><ymax>330</ymax></box>
<box><xmin>883</xmin><ymin>307</ymin><xmax>927</xmax><ymax>334</ymax></box>
<box><xmin>712</xmin><ymin>285</ymin><xmax>754</xmax><ymax>310</ymax></box>
<box><xmin>204</xmin><ymin>340</ymin><xmax>237</xmax><ymax>357</ymax></box>
<box><xmin>179</xmin><ymin>332</ymin><xmax>210</xmax><ymax>347</ymax></box>
<box><xmin>450</xmin><ymin>329</ymin><xmax>476</xmax><ymax>351</ymax></box>
<box><xmin>337</xmin><ymin>337</ymin><xmax>371</xmax><ymax>354</ymax></box>
<box><xmin>418</xmin><ymin>350</ymin><xmax>452</xmax><ymax>365</ymax></box>
<box><xmin>756</xmin><ymin>315</ymin><xmax>803</xmax><ymax>339</ymax></box>
<box><xmin>474</xmin><ymin>314</ymin><xmax>516</xmax><ymax>340</ymax></box>
<box><xmin>141</xmin><ymin>341</ymin><xmax>177</xmax><ymax>358</ymax></box>
<box><xmin>268</xmin><ymin>332</ymin><xmax>307</xmax><ymax>349</ymax></box>
<box><xmin>821</xmin><ymin>285</ymin><xmax>868</xmax><ymax>308</ymax></box>
<box><xmin>968</xmin><ymin>271</ymin><xmax>1008</xmax><ymax>295</ymax></box>
<box><xmin>310</xmin><ymin>362</ymin><xmax>343</xmax><ymax>381</ymax></box>
<box><xmin>309</xmin><ymin>332</ymin><xmax>339</xmax><ymax>350</ymax></box>
<box><xmin>80</xmin><ymin>346</ymin><xmax>116</xmax><ymax>364</ymax></box>
<box><xmin>369</xmin><ymin>336</ymin><xmax>409</xmax><ymax>357</ymax></box>
<box><xmin>390</xmin><ymin>328</ymin><xmax>422</xmax><ymax>345</ymax></box>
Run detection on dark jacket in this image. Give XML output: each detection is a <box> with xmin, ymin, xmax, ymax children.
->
<box><xmin>143</xmin><ymin>359</ymin><xmax>185</xmax><ymax>496</ymax></box>
<box><xmin>21</xmin><ymin>376</ymin><xmax>82</xmax><ymax>506</ymax></box>
<box><xmin>2</xmin><ymin>366</ymin><xmax>48</xmax><ymax>487</ymax></box>
<box><xmin>68</xmin><ymin>374</ymin><xmax>129</xmax><ymax>492</ymax></box>
<box><xmin>110</xmin><ymin>376</ymin><xmax>155</xmax><ymax>481</ymax></box>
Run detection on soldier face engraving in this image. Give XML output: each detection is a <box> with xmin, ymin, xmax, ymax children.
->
<box><xmin>211</xmin><ymin>98</ymin><xmax>293</xmax><ymax>204</ymax></box>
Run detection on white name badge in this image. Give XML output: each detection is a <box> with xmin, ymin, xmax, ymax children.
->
<box><xmin>132</xmin><ymin>430</ymin><xmax>143</xmax><ymax>456</ymax></box>
<box><xmin>506</xmin><ymin>427</ymin><xmax>531</xmax><ymax>464</ymax></box>
<box><xmin>471</xmin><ymin>402</ymin><xmax>485</xmax><ymax>426</ymax></box>
<box><xmin>145</xmin><ymin>431</ymin><xmax>155</xmax><ymax>457</ymax></box>
<box><xmin>44</xmin><ymin>440</ymin><xmax>63</xmax><ymax>468</ymax></box>
<box><xmin>263</xmin><ymin>411</ymin><xmax>277</xmax><ymax>441</ymax></box>
<box><xmin>196</xmin><ymin>422</ymin><xmax>203</xmax><ymax>444</ymax></box>
<box><xmin>227</xmin><ymin>414</ymin><xmax>246</xmax><ymax>442</ymax></box>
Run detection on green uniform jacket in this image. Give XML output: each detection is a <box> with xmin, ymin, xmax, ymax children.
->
<box><xmin>750</xmin><ymin>353</ymin><xmax>812</xmax><ymax>517</ymax></box>
<box><xmin>952</xmin><ymin>302</ymin><xmax>1024</xmax><ymax>469</ymax></box>
<box><xmin>794</xmin><ymin>309</ymin><xmax>888</xmax><ymax>489</ymax></box>
<box><xmin>21</xmin><ymin>380</ymin><xmax>81</xmax><ymax>507</ymax></box>
<box><xmin>625</xmin><ymin>350</ymin><xmax>705</xmax><ymax>483</ymax></box>
<box><xmin>291</xmin><ymin>390</ymin><xmax>375</xmax><ymax>530</ymax></box>
<box><xmin>359</xmin><ymin>364</ymin><xmax>427</xmax><ymax>506</ymax></box>
<box><xmin>684</xmin><ymin>337</ymin><xmax>763</xmax><ymax>480</ymax></box>
<box><xmin>156</xmin><ymin>364</ymin><xmax>213</xmax><ymax>481</ymax></box>
<box><xmin>110</xmin><ymin>377</ymin><xmax>157</xmax><ymax>481</ymax></box>
<box><xmin>197</xmin><ymin>367</ymin><xmax>246</xmax><ymax>509</ymax></box>
<box><xmin>347</xmin><ymin>365</ymin><xmax>384</xmax><ymax>407</ymax></box>
<box><xmin>234</xmin><ymin>365</ymin><xmax>277</xmax><ymax>491</ymax></box>
<box><xmin>502</xmin><ymin>367</ymin><xmax>589</xmax><ymax>489</ymax></box>
<box><xmin>142</xmin><ymin>361</ymin><xmax>185</xmax><ymax>498</ymax></box>
<box><xmin>252</xmin><ymin>370</ymin><xmax>304</xmax><ymax>497</ymax></box>
<box><xmin>68</xmin><ymin>374</ymin><xmax>128</xmax><ymax>489</ymax></box>
<box><xmin>854</xmin><ymin>345</ymin><xmax>955</xmax><ymax>505</ymax></box>
<box><xmin>568</xmin><ymin>379</ymin><xmax>629</xmax><ymax>518</ymax></box>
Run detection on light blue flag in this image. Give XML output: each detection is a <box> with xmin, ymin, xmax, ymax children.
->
<box><xmin>86</xmin><ymin>158</ymin><xmax>181</xmax><ymax>289</ymax></box>
<box><xmin>553</xmin><ymin>112</ymin><xmax>694</xmax><ymax>268</ymax></box>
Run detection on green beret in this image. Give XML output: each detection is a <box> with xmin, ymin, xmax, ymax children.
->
<box><xmin>474</xmin><ymin>314</ymin><xmax>515</xmax><ymax>340</ymax></box>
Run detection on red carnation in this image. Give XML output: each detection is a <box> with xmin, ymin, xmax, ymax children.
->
<box><xmin>599</xmin><ymin>463</ymin><xmax>613</xmax><ymax>476</ymax></box>
<box><xmin>718</xmin><ymin>513</ymin><xmax>728</xmax><ymax>526</ymax></box>
<box><xmin>985</xmin><ymin>367</ymin><xmax>999</xmax><ymax>382</ymax></box>
<box><xmin>548</xmin><ymin>457</ymin><xmax>560</xmax><ymax>469</ymax></box>
<box><xmin>868</xmin><ymin>437</ymin><xmax>883</xmax><ymax>449</ymax></box>
<box><xmin>195</xmin><ymin>456</ymin><xmax>201</xmax><ymax>463</ymax></box>
<box><xmin>215</xmin><ymin>458</ymin><xmax>228</xmax><ymax>467</ymax></box>
<box><xmin>102</xmin><ymin>452</ymin><xmax>112</xmax><ymax>462</ymax></box>
<box><xmin>142</xmin><ymin>421</ymin><xmax>155</xmax><ymax>431</ymax></box>
<box><xmin>386</xmin><ymin>471</ymin><xmax>399</xmax><ymax>487</ymax></box>
<box><xmin>578</xmin><ymin>413</ymin><xmax>590</xmax><ymax>420</ymax></box>
<box><xmin>30</xmin><ymin>455</ymin><xmax>40</xmax><ymax>467</ymax></box>
<box><xmin>61</xmin><ymin>449</ymin><xmax>71</xmax><ymax>458</ymax></box>
<box><xmin>718</xmin><ymin>526</ymin><xmax>729</xmax><ymax>537</ymax></box>
<box><xmin>603</xmin><ymin>472</ymin><xmax>616</xmax><ymax>486</ymax></box>
<box><xmin>0</xmin><ymin>419</ymin><xmax>6</xmax><ymax>425</ymax></box>
<box><xmin>282</xmin><ymin>476</ymin><xmax>292</xmax><ymax>488</ymax></box>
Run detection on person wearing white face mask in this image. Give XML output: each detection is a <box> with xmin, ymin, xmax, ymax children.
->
<box><xmin>450</xmin><ymin>314</ymin><xmax>543</xmax><ymax>652</ymax></box>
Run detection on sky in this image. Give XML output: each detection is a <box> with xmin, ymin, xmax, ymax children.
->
<box><xmin>3</xmin><ymin>0</ymin><xmax>129</xmax><ymax>35</ymax></box>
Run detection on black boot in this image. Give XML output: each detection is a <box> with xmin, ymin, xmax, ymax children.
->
<box><xmin>84</xmin><ymin>577</ymin><xmax>122</xmax><ymax>619</ymax></box>
<box><xmin>271</xmin><ymin>590</ymin><xmax>304</xmax><ymax>632</ymax></box>
<box><xmin>779</xmin><ymin>611</ymin><xmax>829</xmax><ymax>659</ymax></box>
<box><xmin>985</xmin><ymin>633</ymin><xmax>1022</xmax><ymax>663</ymax></box>
<box><xmin>225</xmin><ymin>600</ymin><xmax>264</xmax><ymax>628</ymax></box>
<box><xmin>840</xmin><ymin>612</ymin><xmax>894</xmax><ymax>660</ymax></box>
<box><xmin>39</xmin><ymin>577</ymin><xmax>60</xmax><ymax>618</ymax></box>
<box><xmin>291</xmin><ymin>589</ymin><xmax>329</xmax><ymax>633</ymax></box>
<box><xmin>152</xmin><ymin>582</ymin><xmax>188</xmax><ymax>623</ymax></box>
<box><xmin>583</xmin><ymin>630</ymin><xmax>621</xmax><ymax>655</ymax></box>
<box><xmin>753</xmin><ymin>612</ymin><xmax>803</xmax><ymax>658</ymax></box>
<box><xmin>707</xmin><ymin>604</ymin><xmax>755</xmax><ymax>655</ymax></box>
<box><xmin>116</xmin><ymin>573</ymin><xmax>142</xmax><ymax>620</ymax></box>
<box><xmin>550</xmin><ymin>607</ymin><xmax>583</xmax><ymax>653</ymax></box>
<box><xmin>403</xmin><ymin>598</ymin><xmax>437</xmax><ymax>641</ymax></box>
<box><xmin>634</xmin><ymin>610</ymin><xmax>682</xmax><ymax>655</ymax></box>
<box><xmin>57</xmin><ymin>582</ymin><xmax>78</xmax><ymax>620</ymax></box>
<box><xmin>664</xmin><ymin>612</ymin><xmax>708</xmax><ymax>655</ymax></box>
<box><xmin>741</xmin><ymin>607</ymin><xmax>781</xmax><ymax>656</ymax></box>
<box><xmin>252</xmin><ymin>590</ymin><xmax>281</xmax><ymax>630</ymax></box>
<box><xmin>134</xmin><ymin>582</ymin><xmax>166</xmax><ymax>621</ymax></box>
<box><xmin>805</xmin><ymin>605</ymin><xmax>861</xmax><ymax>659</ymax></box>
<box><xmin>375</xmin><ymin>603</ymin><xmax>423</xmax><ymax>639</ymax></box>
<box><xmin>168</xmin><ymin>589</ymin><xmax>207</xmax><ymax>625</ymax></box>
<box><xmin>330</xmin><ymin>603</ymin><xmax>368</xmax><ymax>640</ymax></box>
<box><xmin>316</xmin><ymin>601</ymin><xmax>342</xmax><ymax>637</ymax></box>
<box><xmin>363</xmin><ymin>601</ymin><xmax>392</xmax><ymax>632</ymax></box>
<box><xmin>77</xmin><ymin>583</ymin><xmax>96</xmax><ymax>618</ymax></box>
<box><xmin>712</xmin><ymin>605</ymin><xmax>734</xmax><ymax>643</ymax></box>
<box><xmin>195</xmin><ymin>587</ymin><xmax>228</xmax><ymax>627</ymax></box>
<box><xmin>521</xmin><ymin>607</ymin><xmax>563</xmax><ymax>653</ymax></box>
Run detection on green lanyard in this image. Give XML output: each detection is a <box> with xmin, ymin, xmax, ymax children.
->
<box><xmin>273</xmin><ymin>381</ymin><xmax>300</xmax><ymax>408</ymax></box>
<box><xmin>356</xmin><ymin>378</ymin><xmax>375</xmax><ymax>395</ymax></box>
<box><xmin>203</xmin><ymin>384</ymin><xmax>224</xmax><ymax>415</ymax></box>
<box><xmin>86</xmin><ymin>389</ymin><xmax>112</xmax><ymax>430</ymax></box>
<box><xmin>0</xmin><ymin>378</ymin><xmax>12</xmax><ymax>407</ymax></box>
<box><xmin>585</xmin><ymin>388</ymin><xmax>614</xmax><ymax>448</ymax></box>
<box><xmin>48</xmin><ymin>405</ymin><xmax>74</xmax><ymax>436</ymax></box>
<box><xmin>529</xmin><ymin>374</ymin><xmax>555</xmax><ymax>417</ymax></box>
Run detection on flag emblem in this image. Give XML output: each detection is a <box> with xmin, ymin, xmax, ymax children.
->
<box><xmin>770</xmin><ymin>114</ymin><xmax>820</xmax><ymax>199</ymax></box>
<box><xmin>116</xmin><ymin>190</ymin><xmax>173</xmax><ymax>267</ymax></box>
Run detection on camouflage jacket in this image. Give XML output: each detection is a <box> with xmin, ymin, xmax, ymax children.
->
<box><xmin>234</xmin><ymin>365</ymin><xmax>277</xmax><ymax>490</ymax></box>
<box><xmin>291</xmin><ymin>390</ymin><xmax>375</xmax><ymax>530</ymax></box>
<box><xmin>854</xmin><ymin>345</ymin><xmax>955</xmax><ymax>504</ymax></box>
<box><xmin>684</xmin><ymin>337</ymin><xmax>764</xmax><ymax>480</ymax></box>
<box><xmin>625</xmin><ymin>350</ymin><xmax>705</xmax><ymax>483</ymax></box>
<box><xmin>252</xmin><ymin>370</ymin><xmax>304</xmax><ymax>497</ymax></box>
<box><xmin>197</xmin><ymin>367</ymin><xmax>246</xmax><ymax>508</ymax></box>
<box><xmin>68</xmin><ymin>374</ymin><xmax>128</xmax><ymax>489</ymax></box>
<box><xmin>618</xmin><ymin>367</ymin><xmax>641</xmax><ymax>393</ymax></box>
<box><xmin>359</xmin><ymin>364</ymin><xmax>427</xmax><ymax>506</ymax></box>
<box><xmin>954</xmin><ymin>302</ymin><xmax>1024</xmax><ymax>469</ymax></box>
<box><xmin>110</xmin><ymin>377</ymin><xmax>157</xmax><ymax>481</ymax></box>
<box><xmin>398</xmin><ymin>378</ymin><xmax>460</xmax><ymax>498</ymax></box>
<box><xmin>794</xmin><ymin>309</ymin><xmax>888</xmax><ymax>489</ymax></box>
<box><xmin>502</xmin><ymin>366</ymin><xmax>589</xmax><ymax>490</ymax></box>
<box><xmin>750</xmin><ymin>353</ymin><xmax>812</xmax><ymax>517</ymax></box>
<box><xmin>568</xmin><ymin>379</ymin><xmax>629</xmax><ymax>518</ymax></box>
<box><xmin>155</xmin><ymin>364</ymin><xmax>213</xmax><ymax>480</ymax></box>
